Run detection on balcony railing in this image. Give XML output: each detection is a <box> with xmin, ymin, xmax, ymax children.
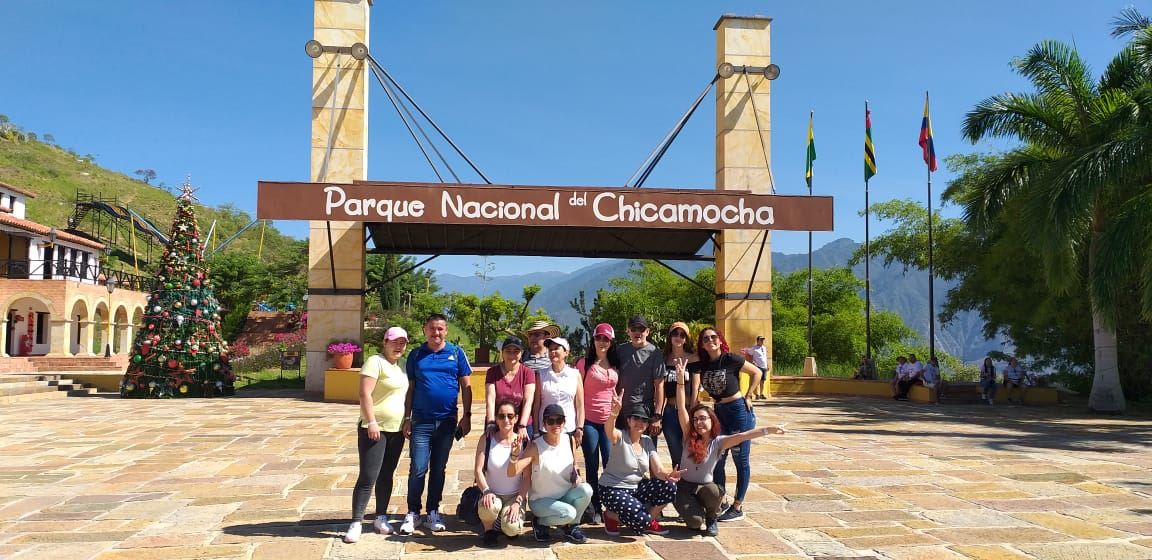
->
<box><xmin>0</xmin><ymin>259</ymin><xmax>153</xmax><ymax>292</ymax></box>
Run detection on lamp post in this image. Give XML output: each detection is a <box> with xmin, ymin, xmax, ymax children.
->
<box><xmin>104</xmin><ymin>276</ymin><xmax>116</xmax><ymax>357</ymax></box>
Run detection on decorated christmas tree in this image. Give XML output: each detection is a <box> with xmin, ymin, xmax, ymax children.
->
<box><xmin>121</xmin><ymin>181</ymin><xmax>235</xmax><ymax>398</ymax></box>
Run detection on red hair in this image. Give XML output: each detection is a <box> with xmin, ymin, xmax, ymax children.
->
<box><xmin>684</xmin><ymin>404</ymin><xmax>721</xmax><ymax>465</ymax></box>
<box><xmin>696</xmin><ymin>327</ymin><xmax>730</xmax><ymax>363</ymax></box>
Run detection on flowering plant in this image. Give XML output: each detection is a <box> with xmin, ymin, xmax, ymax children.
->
<box><xmin>326</xmin><ymin>341</ymin><xmax>362</xmax><ymax>354</ymax></box>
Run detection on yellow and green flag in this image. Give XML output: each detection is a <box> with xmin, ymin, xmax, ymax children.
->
<box><xmin>805</xmin><ymin>112</ymin><xmax>816</xmax><ymax>189</ymax></box>
<box><xmin>865</xmin><ymin>102</ymin><xmax>877</xmax><ymax>181</ymax></box>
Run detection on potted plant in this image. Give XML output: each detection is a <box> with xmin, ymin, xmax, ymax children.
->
<box><xmin>327</xmin><ymin>340</ymin><xmax>362</xmax><ymax>369</ymax></box>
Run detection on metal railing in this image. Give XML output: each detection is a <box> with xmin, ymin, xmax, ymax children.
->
<box><xmin>0</xmin><ymin>259</ymin><xmax>152</xmax><ymax>292</ymax></box>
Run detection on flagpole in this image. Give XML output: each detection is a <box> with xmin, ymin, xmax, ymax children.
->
<box><xmin>864</xmin><ymin>102</ymin><xmax>872</xmax><ymax>361</ymax></box>
<box><xmin>807</xmin><ymin>110</ymin><xmax>814</xmax><ymax>359</ymax></box>
<box><xmin>925</xmin><ymin>93</ymin><xmax>936</xmax><ymax>360</ymax></box>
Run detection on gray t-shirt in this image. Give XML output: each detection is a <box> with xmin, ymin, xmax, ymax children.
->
<box><xmin>599</xmin><ymin>432</ymin><xmax>657</xmax><ymax>490</ymax></box>
<box><xmin>617</xmin><ymin>342</ymin><xmax>664</xmax><ymax>415</ymax></box>
<box><xmin>680</xmin><ymin>435</ymin><xmax>728</xmax><ymax>484</ymax></box>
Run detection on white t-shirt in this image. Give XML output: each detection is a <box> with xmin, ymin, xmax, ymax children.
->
<box><xmin>907</xmin><ymin>360</ymin><xmax>925</xmax><ymax>377</ymax></box>
<box><xmin>537</xmin><ymin>365</ymin><xmax>579</xmax><ymax>433</ymax></box>
<box><xmin>744</xmin><ymin>344</ymin><xmax>769</xmax><ymax>369</ymax></box>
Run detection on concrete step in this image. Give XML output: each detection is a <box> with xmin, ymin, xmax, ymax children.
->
<box><xmin>0</xmin><ymin>389</ymin><xmax>70</xmax><ymax>404</ymax></box>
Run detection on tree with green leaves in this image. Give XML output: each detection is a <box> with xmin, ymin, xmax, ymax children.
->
<box><xmin>591</xmin><ymin>261</ymin><xmax>714</xmax><ymax>348</ymax></box>
<box><xmin>955</xmin><ymin>18</ymin><xmax>1152</xmax><ymax>412</ymax></box>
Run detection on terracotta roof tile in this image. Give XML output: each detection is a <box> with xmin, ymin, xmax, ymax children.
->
<box><xmin>0</xmin><ymin>213</ymin><xmax>104</xmax><ymax>250</ymax></box>
<box><xmin>0</xmin><ymin>181</ymin><xmax>38</xmax><ymax>198</ymax></box>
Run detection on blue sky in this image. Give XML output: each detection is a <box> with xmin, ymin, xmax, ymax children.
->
<box><xmin>1</xmin><ymin>1</ymin><xmax>1141</xmax><ymax>276</ymax></box>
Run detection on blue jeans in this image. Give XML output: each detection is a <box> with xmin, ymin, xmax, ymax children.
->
<box><xmin>981</xmin><ymin>378</ymin><xmax>998</xmax><ymax>399</ymax></box>
<box><xmin>662</xmin><ymin>405</ymin><xmax>684</xmax><ymax>469</ymax></box>
<box><xmin>581</xmin><ymin>421</ymin><xmax>611</xmax><ymax>514</ymax></box>
<box><xmin>406</xmin><ymin>416</ymin><xmax>457</xmax><ymax>514</ymax></box>
<box><xmin>529</xmin><ymin>483</ymin><xmax>593</xmax><ymax>527</ymax></box>
<box><xmin>713</xmin><ymin>399</ymin><xmax>755</xmax><ymax>502</ymax></box>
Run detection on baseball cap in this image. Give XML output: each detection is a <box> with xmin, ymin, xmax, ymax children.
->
<box><xmin>542</xmin><ymin>403</ymin><xmax>565</xmax><ymax>419</ymax></box>
<box><xmin>544</xmin><ymin>337</ymin><xmax>570</xmax><ymax>352</ymax></box>
<box><xmin>593</xmin><ymin>323</ymin><xmax>615</xmax><ymax>339</ymax></box>
<box><xmin>500</xmin><ymin>336</ymin><xmax>524</xmax><ymax>351</ymax></box>
<box><xmin>628</xmin><ymin>315</ymin><xmax>649</xmax><ymax>329</ymax></box>
<box><xmin>384</xmin><ymin>327</ymin><xmax>408</xmax><ymax>341</ymax></box>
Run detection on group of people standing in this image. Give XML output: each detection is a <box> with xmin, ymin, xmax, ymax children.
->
<box><xmin>344</xmin><ymin>313</ymin><xmax>783</xmax><ymax>547</ymax></box>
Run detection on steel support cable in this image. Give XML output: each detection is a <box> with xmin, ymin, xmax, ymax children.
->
<box><xmin>629</xmin><ymin>76</ymin><xmax>719</xmax><ymax>189</ymax></box>
<box><xmin>366</xmin><ymin>54</ymin><xmax>492</xmax><ymax>184</ymax></box>
<box><xmin>740</xmin><ymin>70</ymin><xmax>776</xmax><ymax>194</ymax></box>
<box><xmin>376</xmin><ymin>67</ymin><xmax>461</xmax><ymax>182</ymax></box>
<box><xmin>319</xmin><ymin>56</ymin><xmax>347</xmax><ymax>292</ymax></box>
<box><xmin>367</xmin><ymin>62</ymin><xmax>447</xmax><ymax>183</ymax></box>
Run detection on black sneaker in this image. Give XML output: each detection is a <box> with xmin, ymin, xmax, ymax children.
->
<box><xmin>534</xmin><ymin>524</ymin><xmax>551</xmax><ymax>542</ymax></box>
<box><xmin>717</xmin><ymin>506</ymin><xmax>744</xmax><ymax>522</ymax></box>
<box><xmin>481</xmin><ymin>529</ymin><xmax>500</xmax><ymax>547</ymax></box>
<box><xmin>705</xmin><ymin>518</ymin><xmax>719</xmax><ymax>536</ymax></box>
<box><xmin>564</xmin><ymin>525</ymin><xmax>588</xmax><ymax>544</ymax></box>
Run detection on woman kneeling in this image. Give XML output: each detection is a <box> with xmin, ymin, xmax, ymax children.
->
<box><xmin>475</xmin><ymin>400</ymin><xmax>530</xmax><ymax>547</ymax></box>
<box><xmin>509</xmin><ymin>403</ymin><xmax>592</xmax><ymax>544</ymax></box>
<box><xmin>599</xmin><ymin>393</ymin><xmax>683</xmax><ymax>536</ymax></box>
<box><xmin>672</xmin><ymin>357</ymin><xmax>784</xmax><ymax>536</ymax></box>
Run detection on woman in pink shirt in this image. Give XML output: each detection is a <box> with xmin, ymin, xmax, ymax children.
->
<box><xmin>575</xmin><ymin>323</ymin><xmax>620</xmax><ymax>524</ymax></box>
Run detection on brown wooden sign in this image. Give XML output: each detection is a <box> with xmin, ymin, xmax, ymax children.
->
<box><xmin>257</xmin><ymin>180</ymin><xmax>833</xmax><ymax>231</ymax></box>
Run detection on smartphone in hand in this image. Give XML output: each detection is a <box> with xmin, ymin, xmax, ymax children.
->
<box><xmin>454</xmin><ymin>426</ymin><xmax>464</xmax><ymax>441</ymax></box>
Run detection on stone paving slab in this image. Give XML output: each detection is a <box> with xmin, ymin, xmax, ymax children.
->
<box><xmin>2</xmin><ymin>392</ymin><xmax>1152</xmax><ymax>559</ymax></box>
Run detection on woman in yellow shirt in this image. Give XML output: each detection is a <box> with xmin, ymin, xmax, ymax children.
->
<box><xmin>345</xmin><ymin>327</ymin><xmax>411</xmax><ymax>543</ymax></box>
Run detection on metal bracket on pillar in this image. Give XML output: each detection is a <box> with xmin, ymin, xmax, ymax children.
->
<box><xmin>305</xmin><ymin>40</ymin><xmax>369</xmax><ymax>60</ymax></box>
<box><xmin>716</xmin><ymin>292</ymin><xmax>773</xmax><ymax>301</ymax></box>
<box><xmin>717</xmin><ymin>62</ymin><xmax>781</xmax><ymax>80</ymax></box>
<box><xmin>308</xmin><ymin>288</ymin><xmax>366</xmax><ymax>296</ymax></box>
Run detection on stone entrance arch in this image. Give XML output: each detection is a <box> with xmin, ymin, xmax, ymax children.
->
<box><xmin>262</xmin><ymin>3</ymin><xmax>831</xmax><ymax>392</ymax></box>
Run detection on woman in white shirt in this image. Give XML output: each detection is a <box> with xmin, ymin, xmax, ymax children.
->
<box><xmin>509</xmin><ymin>403</ymin><xmax>592</xmax><ymax>544</ymax></box>
<box><xmin>474</xmin><ymin>400</ymin><xmax>530</xmax><ymax>547</ymax></box>
<box><xmin>344</xmin><ymin>327</ymin><xmax>410</xmax><ymax>543</ymax></box>
<box><xmin>533</xmin><ymin>337</ymin><xmax>585</xmax><ymax>446</ymax></box>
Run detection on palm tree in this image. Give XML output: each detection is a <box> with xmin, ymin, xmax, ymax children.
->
<box><xmin>958</xmin><ymin>23</ymin><xmax>1152</xmax><ymax>413</ymax></box>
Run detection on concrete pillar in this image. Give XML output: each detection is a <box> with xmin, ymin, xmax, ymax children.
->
<box><xmin>714</xmin><ymin>16</ymin><xmax>774</xmax><ymax>360</ymax></box>
<box><xmin>82</xmin><ymin>320</ymin><xmax>97</xmax><ymax>356</ymax></box>
<box><xmin>47</xmin><ymin>318</ymin><xmax>70</xmax><ymax>356</ymax></box>
<box><xmin>307</xmin><ymin>0</ymin><xmax>370</xmax><ymax>392</ymax></box>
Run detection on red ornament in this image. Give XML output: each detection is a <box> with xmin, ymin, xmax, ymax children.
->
<box><xmin>167</xmin><ymin>359</ymin><xmax>179</xmax><ymax>369</ymax></box>
<box><xmin>193</xmin><ymin>279</ymin><xmax>201</xmax><ymax>287</ymax></box>
<box><xmin>148</xmin><ymin>323</ymin><xmax>155</xmax><ymax>330</ymax></box>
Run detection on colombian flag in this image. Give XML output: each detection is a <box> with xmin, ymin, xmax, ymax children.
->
<box><xmin>919</xmin><ymin>93</ymin><xmax>937</xmax><ymax>172</ymax></box>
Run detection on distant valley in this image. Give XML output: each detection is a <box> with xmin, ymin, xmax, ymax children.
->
<box><xmin>435</xmin><ymin>238</ymin><xmax>1006</xmax><ymax>362</ymax></box>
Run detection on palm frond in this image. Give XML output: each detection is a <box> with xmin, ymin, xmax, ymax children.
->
<box><xmin>962</xmin><ymin>93</ymin><xmax>1075</xmax><ymax>146</ymax></box>
<box><xmin>1111</xmin><ymin>6</ymin><xmax>1152</xmax><ymax>38</ymax></box>
<box><xmin>1101</xmin><ymin>45</ymin><xmax>1143</xmax><ymax>91</ymax></box>
<box><xmin>950</xmin><ymin>148</ymin><xmax>1051</xmax><ymax>233</ymax></box>
<box><xmin>1092</xmin><ymin>188</ymin><xmax>1152</xmax><ymax>326</ymax></box>
<box><xmin>1014</xmin><ymin>41</ymin><xmax>1098</xmax><ymax>128</ymax></box>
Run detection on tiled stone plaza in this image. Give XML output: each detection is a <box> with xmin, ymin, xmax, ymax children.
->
<box><xmin>3</xmin><ymin>392</ymin><xmax>1152</xmax><ymax>560</ymax></box>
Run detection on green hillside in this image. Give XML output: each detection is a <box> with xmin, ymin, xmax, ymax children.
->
<box><xmin>0</xmin><ymin>135</ymin><xmax>298</xmax><ymax>269</ymax></box>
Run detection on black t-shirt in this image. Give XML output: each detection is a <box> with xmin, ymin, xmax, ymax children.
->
<box><xmin>688</xmin><ymin>353</ymin><xmax>745</xmax><ymax>400</ymax></box>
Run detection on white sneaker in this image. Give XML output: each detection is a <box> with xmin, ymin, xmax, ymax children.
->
<box><xmin>424</xmin><ymin>509</ymin><xmax>446</xmax><ymax>531</ymax></box>
<box><xmin>343</xmin><ymin>521</ymin><xmax>362</xmax><ymax>543</ymax></box>
<box><xmin>400</xmin><ymin>511</ymin><xmax>419</xmax><ymax>535</ymax></box>
<box><xmin>373</xmin><ymin>516</ymin><xmax>393</xmax><ymax>535</ymax></box>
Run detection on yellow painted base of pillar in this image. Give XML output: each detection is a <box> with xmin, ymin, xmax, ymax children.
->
<box><xmin>323</xmin><ymin>368</ymin><xmax>362</xmax><ymax>403</ymax></box>
<box><xmin>801</xmin><ymin>357</ymin><xmax>817</xmax><ymax>377</ymax></box>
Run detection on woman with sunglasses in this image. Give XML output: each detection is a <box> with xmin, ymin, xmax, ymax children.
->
<box><xmin>509</xmin><ymin>403</ymin><xmax>592</xmax><ymax>544</ymax></box>
<box><xmin>598</xmin><ymin>393</ymin><xmax>684</xmax><ymax>536</ymax></box>
<box><xmin>673</xmin><ymin>357</ymin><xmax>783</xmax><ymax>536</ymax></box>
<box><xmin>485</xmin><ymin>336</ymin><xmax>535</xmax><ymax>442</ymax></box>
<box><xmin>687</xmin><ymin>327</ymin><xmax>764</xmax><ymax>522</ymax></box>
<box><xmin>662</xmin><ymin>322</ymin><xmax>697</xmax><ymax>469</ymax></box>
<box><xmin>344</xmin><ymin>327</ymin><xmax>410</xmax><ymax>543</ymax></box>
<box><xmin>575</xmin><ymin>323</ymin><xmax>620</xmax><ymax>524</ymax></box>
<box><xmin>475</xmin><ymin>399</ymin><xmax>530</xmax><ymax>547</ymax></box>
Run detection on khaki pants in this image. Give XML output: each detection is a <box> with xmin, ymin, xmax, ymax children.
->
<box><xmin>478</xmin><ymin>492</ymin><xmax>525</xmax><ymax>537</ymax></box>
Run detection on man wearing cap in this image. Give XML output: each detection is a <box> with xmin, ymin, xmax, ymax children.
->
<box><xmin>742</xmin><ymin>336</ymin><xmax>770</xmax><ymax>400</ymax></box>
<box><xmin>400</xmin><ymin>313</ymin><xmax>473</xmax><ymax>535</ymax></box>
<box><xmin>522</xmin><ymin>320</ymin><xmax>561</xmax><ymax>374</ymax></box>
<box><xmin>616</xmin><ymin>315</ymin><xmax>665</xmax><ymax>437</ymax></box>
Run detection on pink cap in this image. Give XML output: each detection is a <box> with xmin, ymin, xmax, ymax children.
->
<box><xmin>384</xmin><ymin>326</ymin><xmax>408</xmax><ymax>341</ymax></box>
<box><xmin>593</xmin><ymin>323</ymin><xmax>615</xmax><ymax>339</ymax></box>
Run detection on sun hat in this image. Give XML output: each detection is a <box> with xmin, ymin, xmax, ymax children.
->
<box><xmin>523</xmin><ymin>320</ymin><xmax>560</xmax><ymax>338</ymax></box>
<box><xmin>668</xmin><ymin>321</ymin><xmax>690</xmax><ymax>337</ymax></box>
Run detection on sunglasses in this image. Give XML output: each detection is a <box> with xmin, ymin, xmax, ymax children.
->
<box><xmin>701</xmin><ymin>334</ymin><xmax>720</xmax><ymax>342</ymax></box>
<box><xmin>692</xmin><ymin>416</ymin><xmax>711</xmax><ymax>423</ymax></box>
<box><xmin>670</xmin><ymin>331</ymin><xmax>687</xmax><ymax>338</ymax></box>
<box><xmin>496</xmin><ymin>413</ymin><xmax>517</xmax><ymax>420</ymax></box>
<box><xmin>594</xmin><ymin>336</ymin><xmax>612</xmax><ymax>343</ymax></box>
<box><xmin>544</xmin><ymin>416</ymin><xmax>565</xmax><ymax>426</ymax></box>
<box><xmin>628</xmin><ymin>327</ymin><xmax>647</xmax><ymax>333</ymax></box>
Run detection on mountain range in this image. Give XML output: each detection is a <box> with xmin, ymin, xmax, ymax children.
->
<box><xmin>435</xmin><ymin>238</ymin><xmax>1006</xmax><ymax>362</ymax></box>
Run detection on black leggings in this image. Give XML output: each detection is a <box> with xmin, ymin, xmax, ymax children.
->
<box><xmin>351</xmin><ymin>427</ymin><xmax>405</xmax><ymax>520</ymax></box>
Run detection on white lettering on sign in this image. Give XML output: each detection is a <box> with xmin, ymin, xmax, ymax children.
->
<box><xmin>591</xmin><ymin>192</ymin><xmax>773</xmax><ymax>226</ymax></box>
<box><xmin>323</xmin><ymin>186</ymin><xmax>425</xmax><ymax>221</ymax></box>
<box><xmin>442</xmin><ymin>191</ymin><xmax>560</xmax><ymax>221</ymax></box>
